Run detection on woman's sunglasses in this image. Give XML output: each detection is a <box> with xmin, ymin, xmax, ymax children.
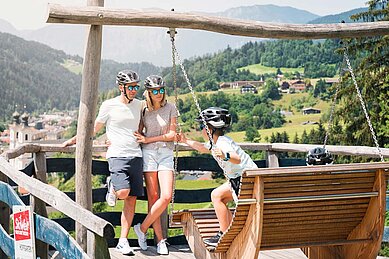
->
<box><xmin>151</xmin><ymin>88</ymin><xmax>165</xmax><ymax>95</ymax></box>
<box><xmin>199</xmin><ymin>124</ymin><xmax>205</xmax><ymax>130</ymax></box>
<box><xmin>126</xmin><ymin>85</ymin><xmax>139</xmax><ymax>91</ymax></box>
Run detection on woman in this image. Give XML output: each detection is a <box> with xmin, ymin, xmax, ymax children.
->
<box><xmin>133</xmin><ymin>75</ymin><xmax>177</xmax><ymax>255</ymax></box>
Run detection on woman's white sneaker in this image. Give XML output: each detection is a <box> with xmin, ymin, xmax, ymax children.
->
<box><xmin>157</xmin><ymin>239</ymin><xmax>169</xmax><ymax>255</ymax></box>
<box><xmin>115</xmin><ymin>239</ymin><xmax>134</xmax><ymax>255</ymax></box>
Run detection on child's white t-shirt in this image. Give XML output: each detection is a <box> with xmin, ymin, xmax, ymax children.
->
<box><xmin>95</xmin><ymin>96</ymin><xmax>143</xmax><ymax>158</ymax></box>
<box><xmin>205</xmin><ymin>135</ymin><xmax>258</xmax><ymax>178</ymax></box>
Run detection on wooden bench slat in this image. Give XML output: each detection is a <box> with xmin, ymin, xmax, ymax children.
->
<box><xmin>264</xmin><ymin>190</ymin><xmax>378</xmax><ymax>200</ymax></box>
<box><xmin>245</xmin><ymin>162</ymin><xmax>389</xmax><ymax>176</ymax></box>
<box><xmin>264</xmin><ymin>177</ymin><xmax>375</xmax><ymax>188</ymax></box>
<box><xmin>265</xmin><ymin>183</ymin><xmax>374</xmax><ymax>194</ymax></box>
<box><xmin>263</xmin><ymin>208</ymin><xmax>367</xmax><ymax>219</ymax></box>
<box><xmin>263</xmin><ymin>171</ymin><xmax>376</xmax><ymax>183</ymax></box>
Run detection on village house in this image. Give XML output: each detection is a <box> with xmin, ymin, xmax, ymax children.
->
<box><xmin>302</xmin><ymin>107</ymin><xmax>321</xmax><ymax>115</ymax></box>
<box><xmin>219</xmin><ymin>80</ymin><xmax>264</xmax><ymax>90</ymax></box>
<box><xmin>6</xmin><ymin>110</ymin><xmax>75</xmax><ymax>170</ymax></box>
<box><xmin>241</xmin><ymin>84</ymin><xmax>258</xmax><ymax>94</ymax></box>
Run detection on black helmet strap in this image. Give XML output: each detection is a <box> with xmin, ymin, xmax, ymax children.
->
<box><xmin>121</xmin><ymin>85</ymin><xmax>132</xmax><ymax>104</ymax></box>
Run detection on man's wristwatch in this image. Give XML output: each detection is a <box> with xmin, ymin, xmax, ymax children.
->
<box><xmin>223</xmin><ymin>152</ymin><xmax>230</xmax><ymax>161</ymax></box>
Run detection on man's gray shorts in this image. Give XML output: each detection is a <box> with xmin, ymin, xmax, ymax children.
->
<box><xmin>107</xmin><ymin>157</ymin><xmax>144</xmax><ymax>197</ymax></box>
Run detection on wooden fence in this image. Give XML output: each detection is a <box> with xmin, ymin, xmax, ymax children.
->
<box><xmin>0</xmin><ymin>143</ymin><xmax>388</xmax><ymax>258</ymax></box>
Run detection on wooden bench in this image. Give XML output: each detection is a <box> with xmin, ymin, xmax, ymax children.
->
<box><xmin>172</xmin><ymin>162</ymin><xmax>389</xmax><ymax>259</ymax></box>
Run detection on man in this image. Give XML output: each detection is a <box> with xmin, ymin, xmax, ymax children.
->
<box><xmin>63</xmin><ymin>70</ymin><xmax>144</xmax><ymax>255</ymax></box>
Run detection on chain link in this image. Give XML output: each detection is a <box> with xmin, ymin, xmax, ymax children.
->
<box><xmin>343</xmin><ymin>48</ymin><xmax>384</xmax><ymax>162</ymax></box>
<box><xmin>170</xmin><ymin>33</ymin><xmax>238</xmax><ymax>203</ymax></box>
<box><xmin>168</xmin><ymin>30</ymin><xmax>179</xmax><ymax>226</ymax></box>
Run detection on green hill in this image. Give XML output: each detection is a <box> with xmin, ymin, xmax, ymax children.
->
<box><xmin>0</xmin><ymin>32</ymin><xmax>160</xmax><ymax>121</ymax></box>
<box><xmin>238</xmin><ymin>64</ymin><xmax>304</xmax><ymax>75</ymax></box>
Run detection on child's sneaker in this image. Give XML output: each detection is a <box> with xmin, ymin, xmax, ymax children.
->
<box><xmin>134</xmin><ymin>223</ymin><xmax>147</xmax><ymax>250</ymax></box>
<box><xmin>157</xmin><ymin>239</ymin><xmax>169</xmax><ymax>255</ymax></box>
<box><xmin>115</xmin><ymin>238</ymin><xmax>134</xmax><ymax>255</ymax></box>
<box><xmin>105</xmin><ymin>176</ymin><xmax>116</xmax><ymax>207</ymax></box>
<box><xmin>203</xmin><ymin>231</ymin><xmax>223</xmax><ymax>247</ymax></box>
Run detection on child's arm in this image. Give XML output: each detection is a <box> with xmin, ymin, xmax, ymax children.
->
<box><xmin>212</xmin><ymin>148</ymin><xmax>241</xmax><ymax>164</ymax></box>
<box><xmin>178</xmin><ymin>132</ymin><xmax>210</xmax><ymax>153</ymax></box>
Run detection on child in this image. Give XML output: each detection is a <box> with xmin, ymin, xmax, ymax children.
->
<box><xmin>178</xmin><ymin>107</ymin><xmax>258</xmax><ymax>247</ymax></box>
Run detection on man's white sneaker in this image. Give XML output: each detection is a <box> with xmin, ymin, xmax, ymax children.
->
<box><xmin>105</xmin><ymin>176</ymin><xmax>116</xmax><ymax>207</ymax></box>
<box><xmin>115</xmin><ymin>239</ymin><xmax>134</xmax><ymax>255</ymax></box>
<box><xmin>134</xmin><ymin>223</ymin><xmax>147</xmax><ymax>250</ymax></box>
<box><xmin>157</xmin><ymin>239</ymin><xmax>169</xmax><ymax>255</ymax></box>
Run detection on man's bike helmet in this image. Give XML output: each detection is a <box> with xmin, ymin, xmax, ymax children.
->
<box><xmin>116</xmin><ymin>70</ymin><xmax>140</xmax><ymax>85</ymax></box>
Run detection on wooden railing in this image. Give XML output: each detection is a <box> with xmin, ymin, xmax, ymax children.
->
<box><xmin>0</xmin><ymin>151</ymin><xmax>114</xmax><ymax>259</ymax></box>
<box><xmin>0</xmin><ymin>181</ymin><xmax>89</xmax><ymax>259</ymax></box>
<box><xmin>0</xmin><ymin>143</ymin><xmax>388</xmax><ymax>258</ymax></box>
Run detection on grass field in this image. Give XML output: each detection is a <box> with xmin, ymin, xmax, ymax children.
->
<box><xmin>238</xmin><ymin>64</ymin><xmax>304</xmax><ymax>75</ymax></box>
<box><xmin>62</xmin><ymin>59</ymin><xmax>82</xmax><ymax>74</ymax></box>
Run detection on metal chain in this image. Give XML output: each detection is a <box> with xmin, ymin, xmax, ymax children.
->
<box><xmin>343</xmin><ymin>48</ymin><xmax>385</xmax><ymax>162</ymax></box>
<box><xmin>323</xmin><ymin>55</ymin><xmax>345</xmax><ymax>148</ymax></box>
<box><xmin>168</xmin><ymin>29</ymin><xmax>181</xmax><ymax>226</ymax></box>
<box><xmin>170</xmin><ymin>35</ymin><xmax>238</xmax><ymax>203</ymax></box>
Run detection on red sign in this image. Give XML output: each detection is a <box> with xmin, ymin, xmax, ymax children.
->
<box><xmin>13</xmin><ymin>210</ymin><xmax>31</xmax><ymax>241</ymax></box>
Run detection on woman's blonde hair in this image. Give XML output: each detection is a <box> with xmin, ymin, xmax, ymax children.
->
<box><xmin>143</xmin><ymin>89</ymin><xmax>167</xmax><ymax>111</ymax></box>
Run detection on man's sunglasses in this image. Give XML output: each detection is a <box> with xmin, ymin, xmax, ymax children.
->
<box><xmin>151</xmin><ymin>88</ymin><xmax>165</xmax><ymax>95</ymax></box>
<box><xmin>126</xmin><ymin>85</ymin><xmax>140</xmax><ymax>91</ymax></box>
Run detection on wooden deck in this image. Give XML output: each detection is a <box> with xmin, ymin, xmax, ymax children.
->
<box><xmin>108</xmin><ymin>246</ymin><xmax>308</xmax><ymax>258</ymax></box>
<box><xmin>109</xmin><ymin>245</ymin><xmax>195</xmax><ymax>258</ymax></box>
<box><xmin>51</xmin><ymin>246</ymin><xmax>389</xmax><ymax>258</ymax></box>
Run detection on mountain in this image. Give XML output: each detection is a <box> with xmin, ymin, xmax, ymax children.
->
<box><xmin>0</xmin><ymin>31</ymin><xmax>81</xmax><ymax>119</ymax></box>
<box><xmin>308</xmin><ymin>8</ymin><xmax>368</xmax><ymax>24</ymax></box>
<box><xmin>0</xmin><ymin>5</ymin><xmax>320</xmax><ymax>66</ymax></box>
<box><xmin>0</xmin><ymin>32</ymin><xmax>160</xmax><ymax>120</ymax></box>
<box><xmin>215</xmin><ymin>4</ymin><xmax>319</xmax><ymax>24</ymax></box>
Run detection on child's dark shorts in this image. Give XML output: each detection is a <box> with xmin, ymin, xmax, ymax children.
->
<box><xmin>229</xmin><ymin>176</ymin><xmax>241</xmax><ymax>197</ymax></box>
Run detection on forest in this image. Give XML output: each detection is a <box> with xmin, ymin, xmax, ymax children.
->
<box><xmin>0</xmin><ymin>1</ymin><xmax>388</xmax><ymax>154</ymax></box>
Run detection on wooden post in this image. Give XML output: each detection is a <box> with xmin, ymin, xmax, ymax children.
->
<box><xmin>266</xmin><ymin>151</ymin><xmax>279</xmax><ymax>168</ymax></box>
<box><xmin>87</xmin><ymin>230</ymin><xmax>110</xmax><ymax>259</ymax></box>
<box><xmin>0</xmin><ymin>172</ymin><xmax>9</xmax><ymax>259</ymax></box>
<box><xmin>31</xmin><ymin>152</ymin><xmax>48</xmax><ymax>259</ymax></box>
<box><xmin>75</xmin><ymin>0</ymin><xmax>104</xmax><ymax>251</ymax></box>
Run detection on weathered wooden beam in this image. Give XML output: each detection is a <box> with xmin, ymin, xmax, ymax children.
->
<box><xmin>270</xmin><ymin>143</ymin><xmax>389</xmax><ymax>158</ymax></box>
<box><xmin>3</xmin><ymin>143</ymin><xmax>389</xmax><ymax>159</ymax></box>
<box><xmin>245</xmin><ymin>161</ymin><xmax>389</xmax><ymax>177</ymax></box>
<box><xmin>47</xmin><ymin>4</ymin><xmax>389</xmax><ymax>39</ymax></box>
<box><xmin>75</xmin><ymin>0</ymin><xmax>104</xmax><ymax>252</ymax></box>
<box><xmin>0</xmin><ymin>156</ymin><xmax>114</xmax><ymax>239</ymax></box>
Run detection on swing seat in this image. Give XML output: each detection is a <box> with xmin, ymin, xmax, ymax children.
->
<box><xmin>172</xmin><ymin>162</ymin><xmax>389</xmax><ymax>259</ymax></box>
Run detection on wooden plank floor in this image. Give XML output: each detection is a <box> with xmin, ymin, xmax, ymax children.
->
<box><xmin>50</xmin><ymin>246</ymin><xmax>389</xmax><ymax>258</ymax></box>
<box><xmin>109</xmin><ymin>245</ymin><xmax>195</xmax><ymax>259</ymax></box>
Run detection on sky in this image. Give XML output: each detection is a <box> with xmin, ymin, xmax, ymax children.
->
<box><xmin>1</xmin><ymin>0</ymin><xmax>368</xmax><ymax>30</ymax></box>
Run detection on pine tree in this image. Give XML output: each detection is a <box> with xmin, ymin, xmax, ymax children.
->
<box><xmin>337</xmin><ymin>1</ymin><xmax>389</xmax><ymax>148</ymax></box>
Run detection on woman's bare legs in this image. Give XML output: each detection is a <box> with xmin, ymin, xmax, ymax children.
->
<box><xmin>141</xmin><ymin>170</ymin><xmax>173</xmax><ymax>241</ymax></box>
